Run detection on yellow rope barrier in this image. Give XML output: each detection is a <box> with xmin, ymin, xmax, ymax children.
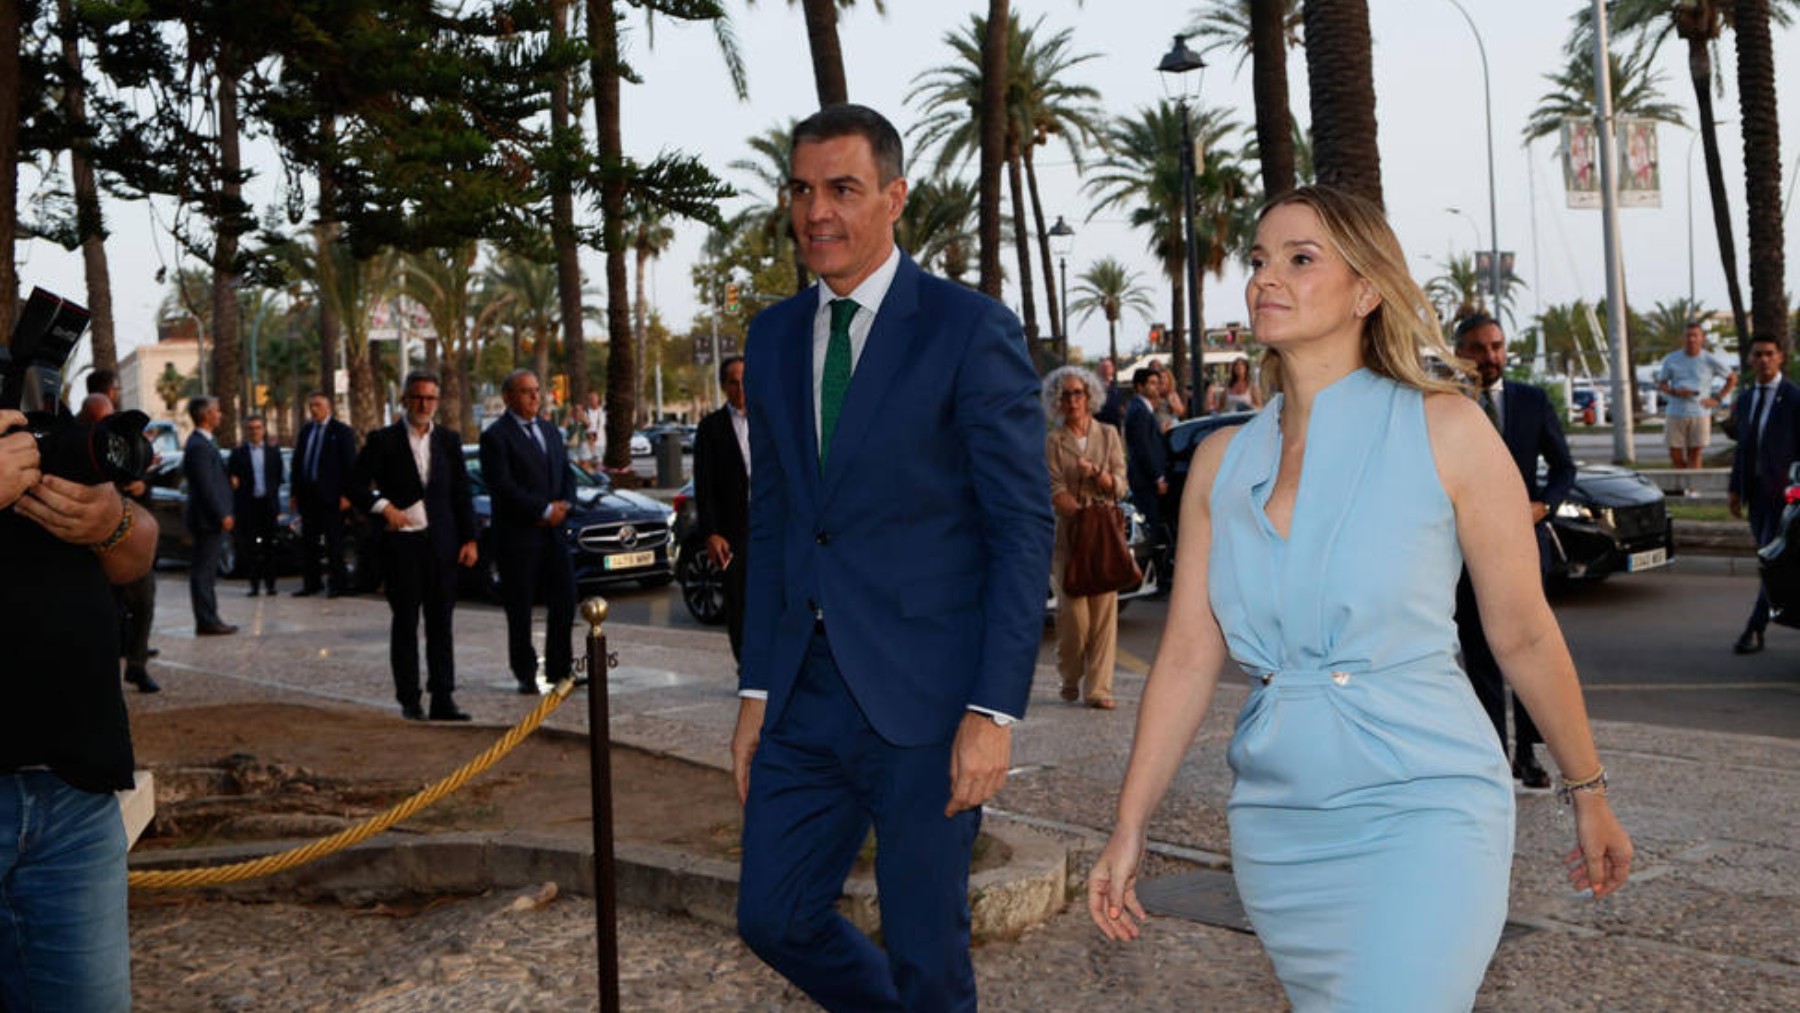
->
<box><xmin>129</xmin><ymin>678</ymin><xmax>579</xmax><ymax>890</ymax></box>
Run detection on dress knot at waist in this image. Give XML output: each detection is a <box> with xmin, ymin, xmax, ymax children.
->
<box><xmin>1239</xmin><ymin>655</ymin><xmax>1450</xmax><ymax>689</ymax></box>
<box><xmin>1243</xmin><ymin>666</ymin><xmax>1353</xmax><ymax>688</ymax></box>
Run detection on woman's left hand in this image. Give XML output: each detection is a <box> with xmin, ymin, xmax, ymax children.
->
<box><xmin>1565</xmin><ymin>793</ymin><xmax>1632</xmax><ymax>899</ymax></box>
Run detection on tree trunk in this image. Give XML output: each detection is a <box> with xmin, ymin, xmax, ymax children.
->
<box><xmin>210</xmin><ymin>58</ymin><xmax>244</xmax><ymax>443</ymax></box>
<box><xmin>1733</xmin><ymin>0</ymin><xmax>1788</xmax><ymax>347</ymax></box>
<box><xmin>1</xmin><ymin>1</ymin><xmax>22</xmax><ymax>331</ymax></box>
<box><xmin>533</xmin><ymin>323</ymin><xmax>551</xmax><ymax>393</ymax></box>
<box><xmin>58</xmin><ymin>0</ymin><xmax>115</xmax><ymax>371</ymax></box>
<box><xmin>345</xmin><ymin>299</ymin><xmax>378</xmax><ymax>437</ymax></box>
<box><xmin>550</xmin><ymin>0</ymin><xmax>588</xmax><ymax>407</ymax></box>
<box><xmin>1107</xmin><ymin>313</ymin><xmax>1118</xmax><ymax>368</ymax></box>
<box><xmin>589</xmin><ymin>0</ymin><xmax>636</xmax><ymax>470</ymax></box>
<box><xmin>1166</xmin><ymin>253</ymin><xmax>1187</xmax><ymax>394</ymax></box>
<box><xmin>1023</xmin><ymin>142</ymin><xmax>1062</xmax><ymax>359</ymax></box>
<box><xmin>440</xmin><ymin>343</ymin><xmax>466</xmax><ymax>437</ymax></box>
<box><xmin>633</xmin><ymin>239</ymin><xmax>648</xmax><ymax>424</ymax></box>
<box><xmin>800</xmin><ymin>0</ymin><xmax>848</xmax><ymax>107</ymax></box>
<box><xmin>1251</xmin><ymin>0</ymin><xmax>1296</xmax><ymax>200</ymax></box>
<box><xmin>977</xmin><ymin>1</ymin><xmax>1008</xmax><ymax>299</ymax></box>
<box><xmin>1302</xmin><ymin>0</ymin><xmax>1383</xmax><ymax>208</ymax></box>
<box><xmin>1006</xmin><ymin>137</ymin><xmax>1038</xmax><ymax>343</ymax></box>
<box><xmin>1686</xmin><ymin>34</ymin><xmax>1751</xmax><ymax>365</ymax></box>
<box><xmin>317</xmin><ymin>120</ymin><xmax>341</xmax><ymax>403</ymax></box>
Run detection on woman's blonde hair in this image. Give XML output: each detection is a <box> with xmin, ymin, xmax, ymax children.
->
<box><xmin>1252</xmin><ymin>186</ymin><xmax>1469</xmax><ymax>399</ymax></box>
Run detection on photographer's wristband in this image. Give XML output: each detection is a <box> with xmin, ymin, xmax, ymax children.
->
<box><xmin>90</xmin><ymin>501</ymin><xmax>134</xmax><ymax>555</ymax></box>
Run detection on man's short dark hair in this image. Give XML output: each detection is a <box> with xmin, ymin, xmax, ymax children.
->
<box><xmin>1749</xmin><ymin>334</ymin><xmax>1784</xmax><ymax>352</ymax></box>
<box><xmin>1132</xmin><ymin>367</ymin><xmax>1156</xmax><ymax>390</ymax></box>
<box><xmin>719</xmin><ymin>355</ymin><xmax>745</xmax><ymax>385</ymax></box>
<box><xmin>403</xmin><ymin>370</ymin><xmax>441</xmax><ymax>393</ymax></box>
<box><xmin>1452</xmin><ymin>312</ymin><xmax>1502</xmax><ymax>345</ymax></box>
<box><xmin>307</xmin><ymin>390</ymin><xmax>329</xmax><ymax>403</ymax></box>
<box><xmin>187</xmin><ymin>396</ymin><xmax>215</xmax><ymax>425</ymax></box>
<box><xmin>244</xmin><ymin>414</ymin><xmax>265</xmax><ymax>426</ymax></box>
<box><xmin>85</xmin><ymin>368</ymin><xmax>118</xmax><ymax>396</ymax></box>
<box><xmin>792</xmin><ymin>104</ymin><xmax>905</xmax><ymax>184</ymax></box>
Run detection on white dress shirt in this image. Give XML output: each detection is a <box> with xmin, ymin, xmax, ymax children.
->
<box><xmin>248</xmin><ymin>443</ymin><xmax>267</xmax><ymax>498</ymax></box>
<box><xmin>729</xmin><ymin>402</ymin><xmax>751</xmax><ymax>479</ymax></box>
<box><xmin>372</xmin><ymin>423</ymin><xmax>433</xmax><ymax>532</ymax></box>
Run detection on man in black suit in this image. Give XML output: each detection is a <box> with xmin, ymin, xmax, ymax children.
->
<box><xmin>228</xmin><ymin>415</ymin><xmax>284</xmax><ymax>596</ymax></box>
<box><xmin>1452</xmin><ymin>313</ymin><xmax>1576</xmax><ymax>787</ymax></box>
<box><xmin>479</xmin><ymin>368</ymin><xmax>577</xmax><ymax>694</ymax></box>
<box><xmin>1123</xmin><ymin>367</ymin><xmax>1170</xmax><ymax>580</ymax></box>
<box><xmin>1728</xmin><ymin>335</ymin><xmax>1800</xmax><ymax>654</ymax></box>
<box><xmin>349</xmin><ymin>371</ymin><xmax>480</xmax><ymax>720</ymax></box>
<box><xmin>693</xmin><ymin>355</ymin><xmax>751</xmax><ymax>660</ymax></box>
<box><xmin>292</xmin><ymin>391</ymin><xmax>357</xmax><ymax>597</ymax></box>
<box><xmin>182</xmin><ymin>397</ymin><xmax>236</xmax><ymax>636</ymax></box>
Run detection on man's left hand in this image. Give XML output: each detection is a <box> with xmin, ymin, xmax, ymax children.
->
<box><xmin>946</xmin><ymin>712</ymin><xmax>1011</xmax><ymax>816</ymax></box>
<box><xmin>16</xmin><ymin>474</ymin><xmax>124</xmax><ymax>545</ymax></box>
<box><xmin>1530</xmin><ymin>501</ymin><xmax>1550</xmax><ymax>524</ymax></box>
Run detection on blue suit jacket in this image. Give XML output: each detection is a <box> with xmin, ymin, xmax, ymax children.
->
<box><xmin>228</xmin><ymin>441</ymin><xmax>285</xmax><ymax>516</ymax></box>
<box><xmin>1123</xmin><ymin>395</ymin><xmax>1167</xmax><ymax>519</ymax></box>
<box><xmin>292</xmin><ymin>418</ymin><xmax>357</xmax><ymax>506</ymax></box>
<box><xmin>182</xmin><ymin>432</ymin><xmax>232</xmax><ymax>534</ymax></box>
<box><xmin>1497</xmin><ymin>380</ymin><xmax>1576</xmax><ymax>512</ymax></box>
<box><xmin>1729</xmin><ymin>377</ymin><xmax>1800</xmax><ymax>539</ymax></box>
<box><xmin>740</xmin><ymin>253</ymin><xmax>1054</xmax><ymax>747</ymax></box>
<box><xmin>478</xmin><ymin>414</ymin><xmax>572</xmax><ymax>546</ymax></box>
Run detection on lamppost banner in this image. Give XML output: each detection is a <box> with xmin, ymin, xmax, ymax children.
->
<box><xmin>1562</xmin><ymin>118</ymin><xmax>1661</xmax><ymax>208</ymax></box>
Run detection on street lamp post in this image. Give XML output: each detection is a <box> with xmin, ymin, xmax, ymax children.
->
<box><xmin>1444</xmin><ymin>0</ymin><xmax>1502</xmax><ymax>323</ymax></box>
<box><xmin>1158</xmin><ymin>34</ymin><xmax>1207</xmax><ymax>418</ymax></box>
<box><xmin>1049</xmin><ymin>215</ymin><xmax>1075</xmax><ymax>364</ymax></box>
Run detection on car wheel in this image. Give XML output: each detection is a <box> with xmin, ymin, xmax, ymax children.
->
<box><xmin>677</xmin><ymin>537</ymin><xmax>727</xmax><ymax>625</ymax></box>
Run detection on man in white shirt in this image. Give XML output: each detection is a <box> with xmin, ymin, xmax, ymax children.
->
<box><xmin>1654</xmin><ymin>322</ymin><xmax>1737</xmax><ymax>468</ymax></box>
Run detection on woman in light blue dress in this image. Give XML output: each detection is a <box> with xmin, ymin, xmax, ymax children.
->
<box><xmin>1088</xmin><ymin>187</ymin><xmax>1632</xmax><ymax>1011</ymax></box>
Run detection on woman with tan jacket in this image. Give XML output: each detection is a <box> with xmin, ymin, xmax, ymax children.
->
<box><xmin>1044</xmin><ymin>365</ymin><xmax>1129</xmax><ymax>709</ymax></box>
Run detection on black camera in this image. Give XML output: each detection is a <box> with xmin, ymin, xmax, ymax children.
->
<box><xmin>2</xmin><ymin>287</ymin><xmax>153</xmax><ymax>486</ymax></box>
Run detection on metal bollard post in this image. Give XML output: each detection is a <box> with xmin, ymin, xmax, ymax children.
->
<box><xmin>580</xmin><ymin>597</ymin><xmax>620</xmax><ymax>1013</ymax></box>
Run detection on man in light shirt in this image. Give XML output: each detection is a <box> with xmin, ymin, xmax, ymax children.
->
<box><xmin>349</xmin><ymin>371</ymin><xmax>479</xmax><ymax>721</ymax></box>
<box><xmin>1654</xmin><ymin>322</ymin><xmax>1737</xmax><ymax>468</ymax></box>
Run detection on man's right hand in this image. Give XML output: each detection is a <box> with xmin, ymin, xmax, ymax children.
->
<box><xmin>0</xmin><ymin>414</ymin><xmax>42</xmax><ymax>509</ymax></box>
<box><xmin>730</xmin><ymin>697</ymin><xmax>766</xmax><ymax>805</ymax></box>
<box><xmin>706</xmin><ymin>533</ymin><xmax>733</xmax><ymax>570</ymax></box>
<box><xmin>546</xmin><ymin>500</ymin><xmax>571</xmax><ymax>527</ymax></box>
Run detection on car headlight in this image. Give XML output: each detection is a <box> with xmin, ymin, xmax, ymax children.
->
<box><xmin>1555</xmin><ymin>501</ymin><xmax>1597</xmax><ymax>521</ymax></box>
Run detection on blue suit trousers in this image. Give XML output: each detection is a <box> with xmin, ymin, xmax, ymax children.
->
<box><xmin>737</xmin><ymin>633</ymin><xmax>981</xmax><ymax>1013</ymax></box>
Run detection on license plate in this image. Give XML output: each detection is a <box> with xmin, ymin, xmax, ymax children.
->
<box><xmin>1628</xmin><ymin>547</ymin><xmax>1668</xmax><ymax>572</ymax></box>
<box><xmin>603</xmin><ymin>550</ymin><xmax>656</xmax><ymax>571</ymax></box>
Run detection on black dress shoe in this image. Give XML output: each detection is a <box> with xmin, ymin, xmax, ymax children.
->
<box><xmin>246</xmin><ymin>587</ymin><xmax>261</xmax><ymax>598</ymax></box>
<box><xmin>428</xmin><ymin>704</ymin><xmax>472</xmax><ymax>722</ymax></box>
<box><xmin>124</xmin><ymin>667</ymin><xmax>161</xmax><ymax>694</ymax></box>
<box><xmin>1733</xmin><ymin>629</ymin><xmax>1765</xmax><ymax>655</ymax></box>
<box><xmin>196</xmin><ymin>623</ymin><xmax>239</xmax><ymax>636</ymax></box>
<box><xmin>292</xmin><ymin>587</ymin><xmax>320</xmax><ymax>598</ymax></box>
<box><xmin>1512</xmin><ymin>753</ymin><xmax>1551</xmax><ymax>790</ymax></box>
<box><xmin>515</xmin><ymin>680</ymin><xmax>542</xmax><ymax>695</ymax></box>
<box><xmin>401</xmin><ymin>704</ymin><xmax>426</xmax><ymax>721</ymax></box>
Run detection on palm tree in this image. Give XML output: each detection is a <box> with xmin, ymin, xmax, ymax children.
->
<box><xmin>742</xmin><ymin>0</ymin><xmax>886</xmax><ymax>107</ymax></box>
<box><xmin>53</xmin><ymin>0</ymin><xmax>116</xmax><ymax>370</ymax></box>
<box><xmin>548</xmin><ymin>0</ymin><xmax>589</xmax><ymax>407</ymax></box>
<box><xmin>629</xmin><ymin>203</ymin><xmax>675</xmax><ymax>422</ymax></box>
<box><xmin>1188</xmin><ymin>0</ymin><xmax>1304</xmax><ymax>198</ymax></box>
<box><xmin>1426</xmin><ymin>251</ymin><xmax>1525</xmax><ymax>330</ymax></box>
<box><xmin>1069</xmin><ymin>257</ymin><xmax>1156</xmax><ymax>367</ymax></box>
<box><xmin>1582</xmin><ymin>1</ymin><xmax>1798</xmax><ymax>355</ymax></box>
<box><xmin>282</xmin><ymin>235</ymin><xmax>399</xmax><ymax>435</ymax></box>
<box><xmin>1085</xmin><ymin>101</ymin><xmax>1243</xmax><ymax>397</ymax></box>
<box><xmin>897</xmin><ymin>177</ymin><xmax>978</xmax><ymax>284</ymax></box>
<box><xmin>1730</xmin><ymin>0</ymin><xmax>1788</xmax><ymax>347</ymax></box>
<box><xmin>1522</xmin><ymin>37</ymin><xmax>1686</xmax><ymax>144</ymax></box>
<box><xmin>402</xmin><ymin>243</ymin><xmax>482</xmax><ymax>434</ymax></box>
<box><xmin>1301</xmin><ymin>0</ymin><xmax>1382</xmax><ymax>206</ymax></box>
<box><xmin>729</xmin><ymin>121</ymin><xmax>806</xmax><ymax>294</ymax></box>
<box><xmin>911</xmin><ymin>13</ymin><xmax>1103</xmax><ymax>346</ymax></box>
<box><xmin>487</xmin><ymin>251</ymin><xmax>562</xmax><ymax>395</ymax></box>
<box><xmin>977</xmin><ymin>1</ymin><xmax>1008</xmax><ymax>300</ymax></box>
<box><xmin>1640</xmin><ymin>297</ymin><xmax>1710</xmax><ymax>358</ymax></box>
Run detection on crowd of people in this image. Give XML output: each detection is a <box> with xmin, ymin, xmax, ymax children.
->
<box><xmin>31</xmin><ymin>100</ymin><xmax>1800</xmax><ymax>1013</ymax></box>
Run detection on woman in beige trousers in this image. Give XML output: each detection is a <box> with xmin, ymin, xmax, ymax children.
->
<box><xmin>1044</xmin><ymin>365</ymin><xmax>1129</xmax><ymax>709</ymax></box>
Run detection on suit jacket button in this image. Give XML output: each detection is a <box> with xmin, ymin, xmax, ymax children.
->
<box><xmin>815</xmin><ymin>531</ymin><xmax>830</xmax><ymax>546</ymax></box>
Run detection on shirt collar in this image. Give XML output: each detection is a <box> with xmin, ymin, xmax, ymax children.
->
<box><xmin>815</xmin><ymin>244</ymin><xmax>902</xmax><ymax>318</ymax></box>
<box><xmin>728</xmin><ymin>403</ymin><xmax>748</xmax><ymax>422</ymax></box>
<box><xmin>1484</xmin><ymin>378</ymin><xmax>1504</xmax><ymax>396</ymax></box>
<box><xmin>511</xmin><ymin>411</ymin><xmax>538</xmax><ymax>428</ymax></box>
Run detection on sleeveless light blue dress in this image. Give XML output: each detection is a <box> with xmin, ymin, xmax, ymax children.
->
<box><xmin>1208</xmin><ymin>369</ymin><xmax>1514</xmax><ymax>1011</ymax></box>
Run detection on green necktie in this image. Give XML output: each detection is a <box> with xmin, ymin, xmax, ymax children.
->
<box><xmin>820</xmin><ymin>298</ymin><xmax>858</xmax><ymax>469</ymax></box>
<box><xmin>1479</xmin><ymin>388</ymin><xmax>1500</xmax><ymax>431</ymax></box>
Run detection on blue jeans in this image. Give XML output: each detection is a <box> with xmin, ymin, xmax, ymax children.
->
<box><xmin>0</xmin><ymin>772</ymin><xmax>131</xmax><ymax>1012</ymax></box>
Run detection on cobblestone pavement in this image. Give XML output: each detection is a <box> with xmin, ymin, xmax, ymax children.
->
<box><xmin>124</xmin><ymin>577</ymin><xmax>1800</xmax><ymax>1010</ymax></box>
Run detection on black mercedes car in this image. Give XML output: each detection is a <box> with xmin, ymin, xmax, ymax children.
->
<box><xmin>461</xmin><ymin>447</ymin><xmax>676</xmax><ymax>599</ymax></box>
<box><xmin>1164</xmin><ymin>412</ymin><xmax>1675</xmax><ymax>584</ymax></box>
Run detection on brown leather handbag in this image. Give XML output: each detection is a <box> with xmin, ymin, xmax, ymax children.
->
<box><xmin>1063</xmin><ymin>502</ymin><xmax>1142</xmax><ymax>597</ymax></box>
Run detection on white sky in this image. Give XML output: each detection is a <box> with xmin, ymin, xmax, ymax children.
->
<box><xmin>17</xmin><ymin>0</ymin><xmax>1800</xmax><ymax>369</ymax></box>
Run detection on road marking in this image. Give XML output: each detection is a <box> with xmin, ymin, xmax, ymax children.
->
<box><xmin>1115</xmin><ymin>646</ymin><xmax>1152</xmax><ymax>675</ymax></box>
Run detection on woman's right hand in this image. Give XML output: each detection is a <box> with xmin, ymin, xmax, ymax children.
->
<box><xmin>1088</xmin><ymin>827</ymin><xmax>1149</xmax><ymax>941</ymax></box>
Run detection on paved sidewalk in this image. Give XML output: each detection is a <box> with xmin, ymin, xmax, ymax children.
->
<box><xmin>126</xmin><ymin>576</ymin><xmax>1800</xmax><ymax>1011</ymax></box>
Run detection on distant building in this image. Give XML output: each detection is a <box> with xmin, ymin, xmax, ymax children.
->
<box><xmin>118</xmin><ymin>317</ymin><xmax>205</xmax><ymax>438</ymax></box>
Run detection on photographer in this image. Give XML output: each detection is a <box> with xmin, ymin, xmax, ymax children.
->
<box><xmin>0</xmin><ymin>405</ymin><xmax>157</xmax><ymax>1009</ymax></box>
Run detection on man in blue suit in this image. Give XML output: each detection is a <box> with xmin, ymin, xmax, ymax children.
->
<box><xmin>228</xmin><ymin>415</ymin><xmax>284</xmax><ymax>596</ymax></box>
<box><xmin>729</xmin><ymin>105</ymin><xmax>1053</xmax><ymax>1012</ymax></box>
<box><xmin>1451</xmin><ymin>314</ymin><xmax>1576</xmax><ymax>788</ymax></box>
<box><xmin>182</xmin><ymin>397</ymin><xmax>236</xmax><ymax>636</ymax></box>
<box><xmin>291</xmin><ymin>392</ymin><xmax>358</xmax><ymax>597</ymax></box>
<box><xmin>1728</xmin><ymin>335</ymin><xmax>1800</xmax><ymax>654</ymax></box>
<box><xmin>479</xmin><ymin>369</ymin><xmax>577</xmax><ymax>694</ymax></box>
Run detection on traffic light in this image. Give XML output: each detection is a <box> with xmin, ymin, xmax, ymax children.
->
<box><xmin>725</xmin><ymin>282</ymin><xmax>741</xmax><ymax>314</ymax></box>
<box><xmin>1149</xmin><ymin>322</ymin><xmax>1165</xmax><ymax>346</ymax></box>
<box><xmin>550</xmin><ymin>373</ymin><xmax>568</xmax><ymax>405</ymax></box>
